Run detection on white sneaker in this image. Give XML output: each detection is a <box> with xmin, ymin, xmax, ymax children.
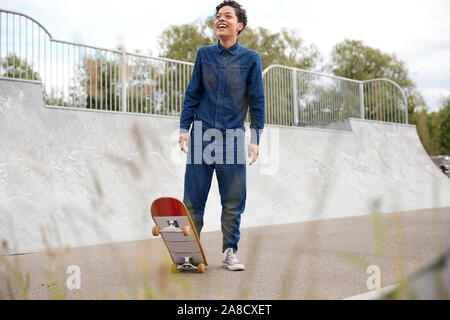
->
<box><xmin>222</xmin><ymin>248</ymin><xmax>245</xmax><ymax>271</ymax></box>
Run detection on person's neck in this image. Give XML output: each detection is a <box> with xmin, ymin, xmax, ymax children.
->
<box><xmin>219</xmin><ymin>37</ymin><xmax>237</xmax><ymax>49</ymax></box>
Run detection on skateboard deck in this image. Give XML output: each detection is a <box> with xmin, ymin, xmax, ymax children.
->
<box><xmin>150</xmin><ymin>197</ymin><xmax>208</xmax><ymax>273</ymax></box>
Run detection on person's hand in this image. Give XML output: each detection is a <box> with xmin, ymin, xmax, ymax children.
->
<box><xmin>179</xmin><ymin>133</ymin><xmax>189</xmax><ymax>153</ymax></box>
<box><xmin>248</xmin><ymin>143</ymin><xmax>259</xmax><ymax>165</ymax></box>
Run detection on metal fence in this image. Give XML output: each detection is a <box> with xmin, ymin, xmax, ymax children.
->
<box><xmin>0</xmin><ymin>9</ymin><xmax>192</xmax><ymax>116</ymax></box>
<box><xmin>262</xmin><ymin>65</ymin><xmax>408</xmax><ymax>126</ymax></box>
<box><xmin>0</xmin><ymin>9</ymin><xmax>408</xmax><ymax>124</ymax></box>
<box><xmin>362</xmin><ymin>79</ymin><xmax>408</xmax><ymax>124</ymax></box>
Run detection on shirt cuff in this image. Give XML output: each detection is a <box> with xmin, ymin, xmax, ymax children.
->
<box><xmin>250</xmin><ymin>128</ymin><xmax>263</xmax><ymax>145</ymax></box>
<box><xmin>180</xmin><ymin>128</ymin><xmax>189</xmax><ymax>135</ymax></box>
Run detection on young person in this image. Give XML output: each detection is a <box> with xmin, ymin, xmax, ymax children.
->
<box><xmin>179</xmin><ymin>0</ymin><xmax>265</xmax><ymax>271</ymax></box>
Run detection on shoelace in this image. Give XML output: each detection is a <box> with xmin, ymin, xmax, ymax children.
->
<box><xmin>226</xmin><ymin>250</ymin><xmax>240</xmax><ymax>264</ymax></box>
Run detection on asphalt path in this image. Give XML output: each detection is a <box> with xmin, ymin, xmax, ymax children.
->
<box><xmin>1</xmin><ymin>207</ymin><xmax>449</xmax><ymax>300</ymax></box>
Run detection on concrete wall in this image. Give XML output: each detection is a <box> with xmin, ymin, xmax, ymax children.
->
<box><xmin>1</xmin><ymin>78</ymin><xmax>449</xmax><ymax>254</ymax></box>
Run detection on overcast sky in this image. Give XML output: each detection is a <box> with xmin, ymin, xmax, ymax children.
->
<box><xmin>2</xmin><ymin>0</ymin><xmax>450</xmax><ymax>112</ymax></box>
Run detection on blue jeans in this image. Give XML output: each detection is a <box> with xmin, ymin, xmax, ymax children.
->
<box><xmin>183</xmin><ymin>126</ymin><xmax>246</xmax><ymax>253</ymax></box>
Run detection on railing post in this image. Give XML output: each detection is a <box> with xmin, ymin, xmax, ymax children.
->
<box><xmin>292</xmin><ymin>70</ymin><xmax>299</xmax><ymax>125</ymax></box>
<box><xmin>120</xmin><ymin>51</ymin><xmax>127</xmax><ymax>112</ymax></box>
<box><xmin>405</xmin><ymin>106</ymin><xmax>408</xmax><ymax>124</ymax></box>
<box><xmin>359</xmin><ymin>82</ymin><xmax>365</xmax><ymax>120</ymax></box>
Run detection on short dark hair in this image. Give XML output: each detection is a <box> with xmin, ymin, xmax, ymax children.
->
<box><xmin>215</xmin><ymin>0</ymin><xmax>247</xmax><ymax>35</ymax></box>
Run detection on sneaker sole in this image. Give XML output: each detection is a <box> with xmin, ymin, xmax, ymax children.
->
<box><xmin>222</xmin><ymin>263</ymin><xmax>245</xmax><ymax>271</ymax></box>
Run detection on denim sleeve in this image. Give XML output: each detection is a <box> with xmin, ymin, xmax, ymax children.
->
<box><xmin>180</xmin><ymin>48</ymin><xmax>204</xmax><ymax>134</ymax></box>
<box><xmin>247</xmin><ymin>53</ymin><xmax>265</xmax><ymax>145</ymax></box>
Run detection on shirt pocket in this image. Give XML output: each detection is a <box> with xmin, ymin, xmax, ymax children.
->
<box><xmin>202</xmin><ymin>61</ymin><xmax>219</xmax><ymax>91</ymax></box>
<box><xmin>224</xmin><ymin>66</ymin><xmax>250</xmax><ymax>94</ymax></box>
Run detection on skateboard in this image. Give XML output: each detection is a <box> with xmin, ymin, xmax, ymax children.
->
<box><xmin>150</xmin><ymin>197</ymin><xmax>208</xmax><ymax>273</ymax></box>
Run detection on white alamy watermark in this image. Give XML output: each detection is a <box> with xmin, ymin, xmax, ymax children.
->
<box><xmin>257</xmin><ymin>126</ymin><xmax>279</xmax><ymax>176</ymax></box>
<box><xmin>170</xmin><ymin>121</ymin><xmax>279</xmax><ymax>176</ymax></box>
<box><xmin>366</xmin><ymin>265</ymin><xmax>381</xmax><ymax>290</ymax></box>
<box><xmin>66</xmin><ymin>265</ymin><xmax>81</xmax><ymax>290</ymax></box>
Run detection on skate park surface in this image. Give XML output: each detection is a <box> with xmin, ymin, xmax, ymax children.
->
<box><xmin>0</xmin><ymin>77</ymin><xmax>449</xmax><ymax>299</ymax></box>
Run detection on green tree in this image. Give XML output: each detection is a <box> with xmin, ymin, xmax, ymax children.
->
<box><xmin>329</xmin><ymin>39</ymin><xmax>424</xmax><ymax>122</ymax></box>
<box><xmin>411</xmin><ymin>97</ymin><xmax>450</xmax><ymax>156</ymax></box>
<box><xmin>79</xmin><ymin>51</ymin><xmax>170</xmax><ymax>114</ymax></box>
<box><xmin>158</xmin><ymin>18</ymin><xmax>214</xmax><ymax>63</ymax></box>
<box><xmin>158</xmin><ymin>16</ymin><xmax>320</xmax><ymax>71</ymax></box>
<box><xmin>0</xmin><ymin>54</ymin><xmax>41</xmax><ymax>80</ymax></box>
<box><xmin>413</xmin><ymin>109</ymin><xmax>440</xmax><ymax>155</ymax></box>
<box><xmin>438</xmin><ymin>97</ymin><xmax>450</xmax><ymax>155</ymax></box>
<box><xmin>239</xmin><ymin>27</ymin><xmax>320</xmax><ymax>70</ymax></box>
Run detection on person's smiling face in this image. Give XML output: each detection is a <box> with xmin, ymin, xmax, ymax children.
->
<box><xmin>214</xmin><ymin>5</ymin><xmax>243</xmax><ymax>40</ymax></box>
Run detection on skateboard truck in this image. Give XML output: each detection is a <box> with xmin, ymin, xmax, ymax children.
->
<box><xmin>176</xmin><ymin>256</ymin><xmax>199</xmax><ymax>272</ymax></box>
<box><xmin>172</xmin><ymin>256</ymin><xmax>206</xmax><ymax>273</ymax></box>
<box><xmin>153</xmin><ymin>219</ymin><xmax>192</xmax><ymax>237</ymax></box>
<box><xmin>159</xmin><ymin>220</ymin><xmax>181</xmax><ymax>233</ymax></box>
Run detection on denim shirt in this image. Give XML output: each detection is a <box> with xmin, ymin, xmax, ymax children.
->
<box><xmin>180</xmin><ymin>39</ymin><xmax>265</xmax><ymax>145</ymax></box>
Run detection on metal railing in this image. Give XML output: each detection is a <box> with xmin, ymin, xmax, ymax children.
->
<box><xmin>0</xmin><ymin>9</ymin><xmax>408</xmax><ymax>124</ymax></box>
<box><xmin>362</xmin><ymin>78</ymin><xmax>408</xmax><ymax>124</ymax></box>
<box><xmin>262</xmin><ymin>65</ymin><xmax>408</xmax><ymax>126</ymax></box>
<box><xmin>0</xmin><ymin>9</ymin><xmax>192</xmax><ymax>116</ymax></box>
<box><xmin>263</xmin><ymin>65</ymin><xmax>362</xmax><ymax>126</ymax></box>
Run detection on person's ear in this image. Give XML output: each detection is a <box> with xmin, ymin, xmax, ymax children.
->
<box><xmin>237</xmin><ymin>22</ymin><xmax>243</xmax><ymax>33</ymax></box>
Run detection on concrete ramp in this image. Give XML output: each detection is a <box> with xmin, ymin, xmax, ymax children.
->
<box><xmin>1</xmin><ymin>78</ymin><xmax>449</xmax><ymax>254</ymax></box>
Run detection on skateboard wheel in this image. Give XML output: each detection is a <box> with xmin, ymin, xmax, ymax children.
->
<box><xmin>198</xmin><ymin>263</ymin><xmax>206</xmax><ymax>273</ymax></box>
<box><xmin>152</xmin><ymin>226</ymin><xmax>160</xmax><ymax>237</ymax></box>
<box><xmin>182</xmin><ymin>226</ymin><xmax>191</xmax><ymax>237</ymax></box>
<box><xmin>171</xmin><ymin>263</ymin><xmax>178</xmax><ymax>273</ymax></box>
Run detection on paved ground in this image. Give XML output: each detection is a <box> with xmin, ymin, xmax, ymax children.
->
<box><xmin>1</xmin><ymin>207</ymin><xmax>449</xmax><ymax>300</ymax></box>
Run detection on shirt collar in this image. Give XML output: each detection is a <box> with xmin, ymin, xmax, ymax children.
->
<box><xmin>217</xmin><ymin>39</ymin><xmax>240</xmax><ymax>55</ymax></box>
